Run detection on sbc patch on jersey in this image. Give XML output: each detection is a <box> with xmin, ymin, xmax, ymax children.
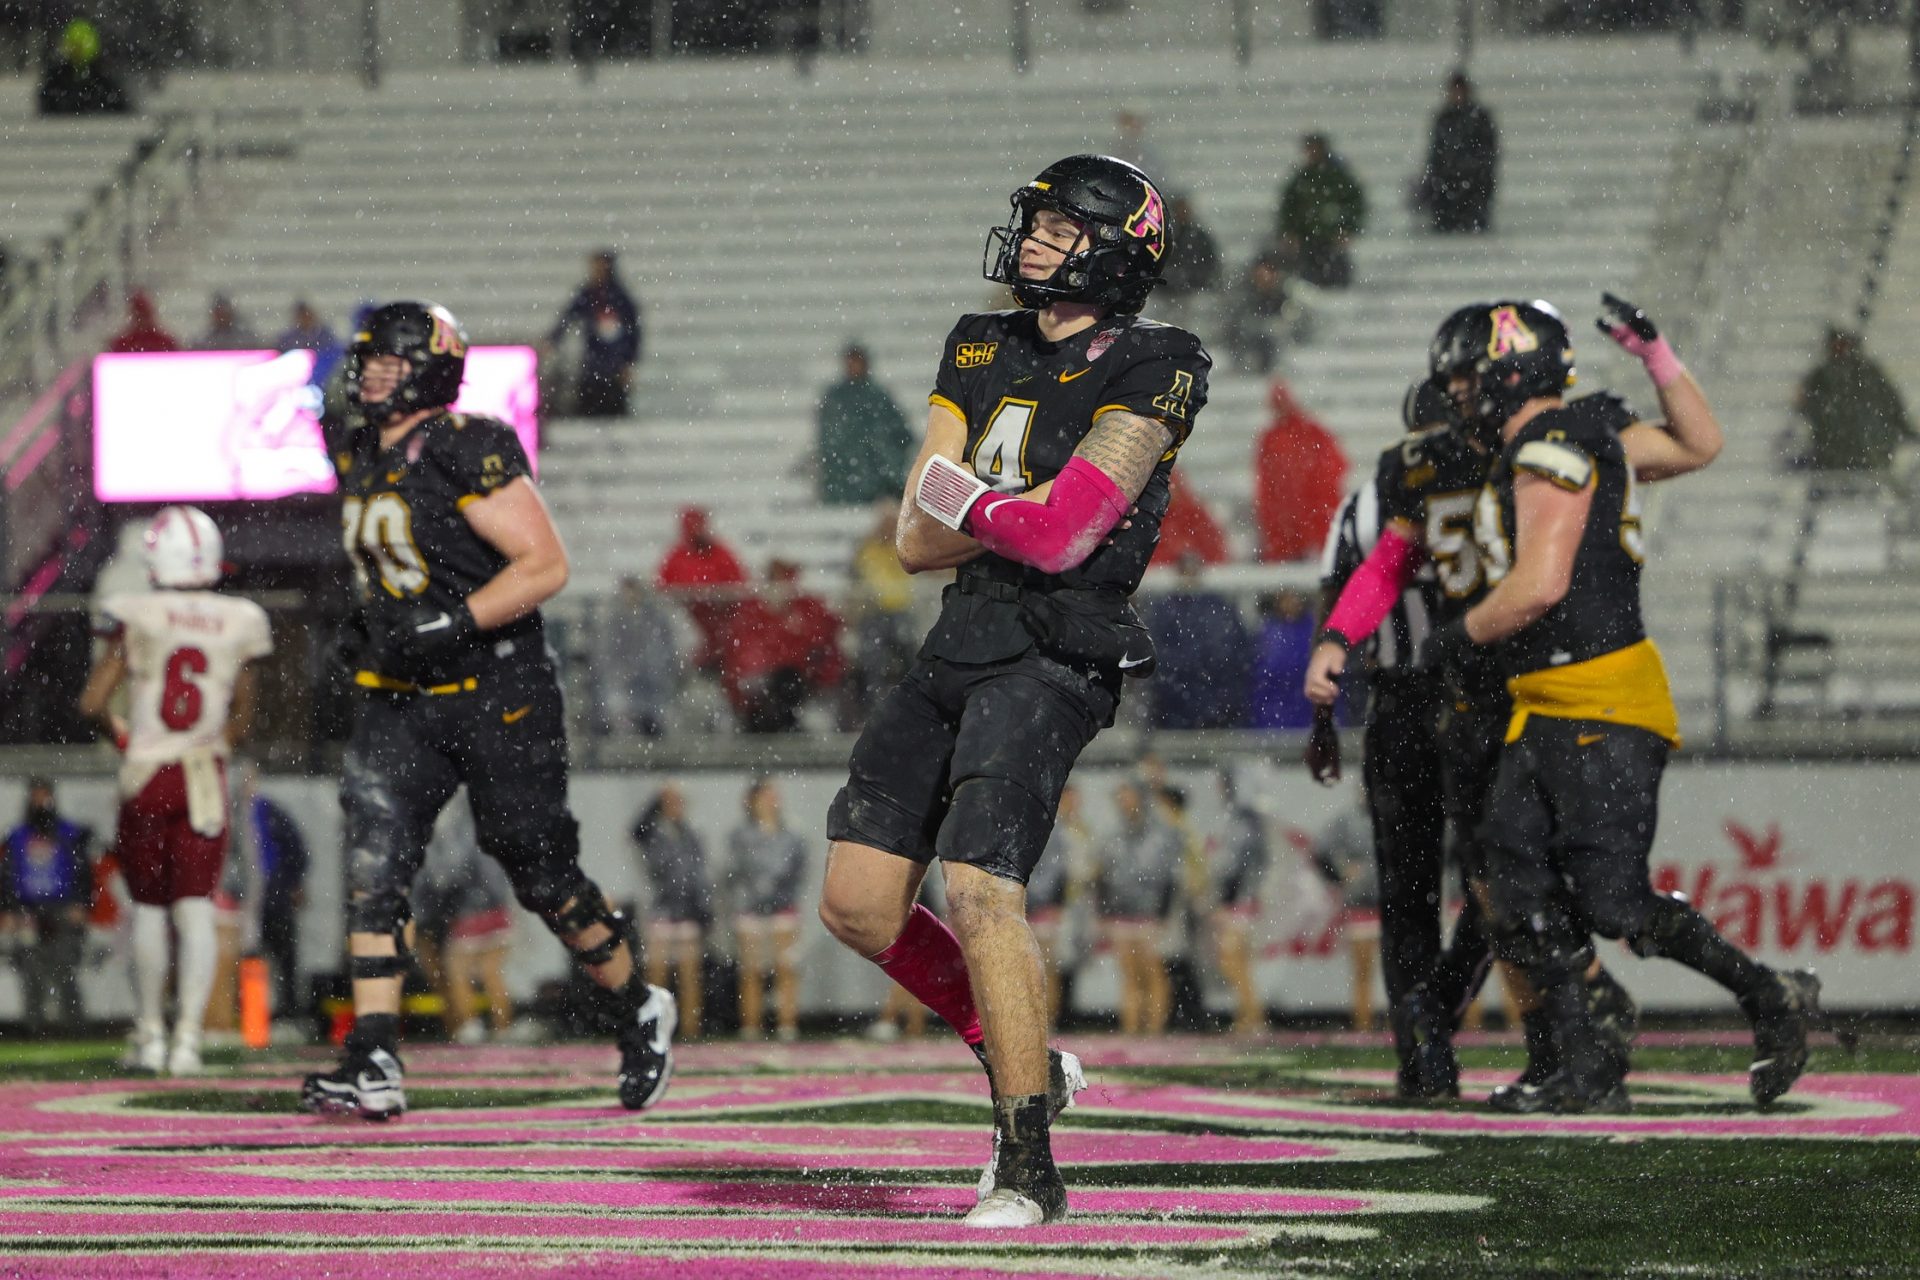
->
<box><xmin>1513</xmin><ymin>439</ymin><xmax>1595</xmax><ymax>492</ymax></box>
<box><xmin>954</xmin><ymin>342</ymin><xmax>998</xmax><ymax>369</ymax></box>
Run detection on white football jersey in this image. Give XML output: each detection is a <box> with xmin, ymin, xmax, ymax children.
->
<box><xmin>100</xmin><ymin>590</ymin><xmax>273</xmax><ymax>764</ymax></box>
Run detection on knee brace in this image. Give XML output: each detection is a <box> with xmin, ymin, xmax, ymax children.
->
<box><xmin>1490</xmin><ymin>907</ymin><xmax>1594</xmax><ymax>988</ymax></box>
<box><xmin>935</xmin><ymin>776</ymin><xmax>1052</xmax><ymax>880</ymax></box>
<box><xmin>345</xmin><ymin>883</ymin><xmax>412</xmax><ymax>939</ymax></box>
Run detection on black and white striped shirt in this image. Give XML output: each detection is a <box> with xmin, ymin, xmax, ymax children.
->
<box><xmin>1318</xmin><ymin>480</ymin><xmax>1438</xmax><ymax>674</ymax></box>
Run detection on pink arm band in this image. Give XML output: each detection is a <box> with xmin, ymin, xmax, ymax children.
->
<box><xmin>1323</xmin><ymin>525</ymin><xmax>1420</xmax><ymax>645</ymax></box>
<box><xmin>965</xmin><ymin>456</ymin><xmax>1132</xmax><ymax>575</ymax></box>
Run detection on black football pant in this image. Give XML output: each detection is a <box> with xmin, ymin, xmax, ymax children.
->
<box><xmin>1362</xmin><ymin>672</ymin><xmax>1447</xmax><ymax>1011</ymax></box>
<box><xmin>1422</xmin><ymin>693</ymin><xmax>1505</xmax><ymax>1021</ymax></box>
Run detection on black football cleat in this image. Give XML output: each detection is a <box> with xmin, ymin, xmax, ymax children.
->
<box><xmin>1391</xmin><ymin>989</ymin><xmax>1460</xmax><ymax>1100</ymax></box>
<box><xmin>978</xmin><ymin>1049</ymin><xmax>1086</xmax><ymax>1202</ymax></box>
<box><xmin>300</xmin><ymin>1045</ymin><xmax>406</xmax><ymax>1121</ymax></box>
<box><xmin>1745</xmin><ymin>969</ymin><xmax>1822</xmax><ymax>1109</ymax></box>
<box><xmin>618</xmin><ymin>984</ymin><xmax>678</xmax><ymax>1110</ymax></box>
<box><xmin>1586</xmin><ymin>967</ymin><xmax>1640</xmax><ymax>1077</ymax></box>
<box><xmin>1487</xmin><ymin>1066</ymin><xmax>1631</xmax><ymax>1116</ymax></box>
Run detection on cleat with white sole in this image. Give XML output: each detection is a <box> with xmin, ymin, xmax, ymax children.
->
<box><xmin>122</xmin><ymin>1025</ymin><xmax>166</xmax><ymax>1075</ymax></box>
<box><xmin>964</xmin><ymin>1188</ymin><xmax>1060</xmax><ymax>1229</ymax></box>
<box><xmin>166</xmin><ymin>1039</ymin><xmax>203</xmax><ymax>1077</ymax></box>
<box><xmin>300</xmin><ymin>1046</ymin><xmax>406</xmax><ymax>1120</ymax></box>
<box><xmin>618</xmin><ymin>984</ymin><xmax>678</xmax><ymax>1111</ymax></box>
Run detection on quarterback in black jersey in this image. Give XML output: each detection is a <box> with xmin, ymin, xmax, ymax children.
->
<box><xmin>1428</xmin><ymin>297</ymin><xmax>1822</xmax><ymax>1113</ymax></box>
<box><xmin>300</xmin><ymin>302</ymin><xmax>675</xmax><ymax>1121</ymax></box>
<box><xmin>819</xmin><ymin>155</ymin><xmax>1209</xmax><ymax>1228</ymax></box>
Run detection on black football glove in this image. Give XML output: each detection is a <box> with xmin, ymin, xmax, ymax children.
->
<box><xmin>1596</xmin><ymin>291</ymin><xmax>1658</xmax><ymax>343</ymax></box>
<box><xmin>1304</xmin><ymin>703</ymin><xmax>1342</xmax><ymax>786</ymax></box>
<box><xmin>387</xmin><ymin>598</ymin><xmax>479</xmax><ymax>663</ymax></box>
<box><xmin>1418</xmin><ymin>616</ymin><xmax>1476</xmax><ymax>675</ymax></box>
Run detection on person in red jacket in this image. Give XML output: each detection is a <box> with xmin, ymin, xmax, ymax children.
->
<box><xmin>107</xmin><ymin>290</ymin><xmax>181</xmax><ymax>354</ymax></box>
<box><xmin>723</xmin><ymin>560</ymin><xmax>844</xmax><ymax>732</ymax></box>
<box><xmin>1253</xmin><ymin>380</ymin><xmax>1347</xmax><ymax>561</ymax></box>
<box><xmin>1150</xmin><ymin>471</ymin><xmax>1230</xmax><ymax>567</ymax></box>
<box><xmin>655</xmin><ymin>507</ymin><xmax>748</xmax><ymax>672</ymax></box>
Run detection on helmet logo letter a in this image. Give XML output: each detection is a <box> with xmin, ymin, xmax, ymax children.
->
<box><xmin>428</xmin><ymin>314</ymin><xmax>467</xmax><ymax>357</ymax></box>
<box><xmin>1487</xmin><ymin>306</ymin><xmax>1538</xmax><ymax>359</ymax></box>
<box><xmin>1125</xmin><ymin>187</ymin><xmax>1167</xmax><ymax>260</ymax></box>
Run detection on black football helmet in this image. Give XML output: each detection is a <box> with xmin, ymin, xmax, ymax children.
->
<box><xmin>1401</xmin><ymin>378</ymin><xmax>1458</xmax><ymax>433</ymax></box>
<box><xmin>344</xmin><ymin>301</ymin><xmax>469</xmax><ymax>423</ymax></box>
<box><xmin>1427</xmin><ymin>300</ymin><xmax>1575</xmax><ymax>439</ymax></box>
<box><xmin>984</xmin><ymin>154</ymin><xmax>1170</xmax><ymax>314</ymax></box>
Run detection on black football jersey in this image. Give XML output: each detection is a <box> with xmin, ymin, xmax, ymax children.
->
<box><xmin>921</xmin><ymin>310</ymin><xmax>1211</xmax><ymax>665</ymax></box>
<box><xmin>329</xmin><ymin>409</ymin><xmax>543</xmax><ymax>678</ymax></box>
<box><xmin>1474</xmin><ymin>393</ymin><xmax>1646</xmax><ymax>675</ymax></box>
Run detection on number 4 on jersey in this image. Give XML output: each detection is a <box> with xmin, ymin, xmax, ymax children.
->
<box><xmin>971</xmin><ymin>397</ymin><xmax>1037</xmax><ymax>494</ymax></box>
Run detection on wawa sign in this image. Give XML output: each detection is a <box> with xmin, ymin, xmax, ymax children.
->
<box><xmin>1626</xmin><ymin>763</ymin><xmax>1919</xmax><ymax>1009</ymax></box>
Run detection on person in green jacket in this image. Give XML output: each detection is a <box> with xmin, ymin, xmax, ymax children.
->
<box><xmin>816</xmin><ymin>343</ymin><xmax>915</xmax><ymax>506</ymax></box>
<box><xmin>1276</xmin><ymin>133</ymin><xmax>1367</xmax><ymax>289</ymax></box>
<box><xmin>1794</xmin><ymin>328</ymin><xmax>1916</xmax><ymax>474</ymax></box>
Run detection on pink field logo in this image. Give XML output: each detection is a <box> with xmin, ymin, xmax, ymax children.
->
<box><xmin>1653</xmin><ymin>820</ymin><xmax>1915</xmax><ymax>955</ymax></box>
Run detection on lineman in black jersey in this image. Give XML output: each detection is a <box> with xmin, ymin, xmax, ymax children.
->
<box><xmin>819</xmin><ymin>155</ymin><xmax>1209</xmax><ymax>1227</ymax></box>
<box><xmin>1308</xmin><ymin>358</ymin><xmax>1638</xmax><ymax>1100</ymax></box>
<box><xmin>1427</xmin><ymin>297</ymin><xmax>1822</xmax><ymax>1113</ymax></box>
<box><xmin>301</xmin><ymin>302</ymin><xmax>675</xmax><ymax>1121</ymax></box>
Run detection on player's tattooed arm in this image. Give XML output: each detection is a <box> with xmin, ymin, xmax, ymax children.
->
<box><xmin>898</xmin><ymin>403</ymin><xmax>989</xmax><ymax>573</ymax></box>
<box><xmin>1073</xmin><ymin>409</ymin><xmax>1177</xmax><ymax>501</ymax></box>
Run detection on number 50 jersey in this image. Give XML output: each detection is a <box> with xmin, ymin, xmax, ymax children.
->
<box><xmin>329</xmin><ymin>410</ymin><xmax>543</xmax><ymax>675</ymax></box>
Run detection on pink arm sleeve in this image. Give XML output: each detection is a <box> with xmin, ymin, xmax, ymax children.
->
<box><xmin>1323</xmin><ymin>525</ymin><xmax>1420</xmax><ymax>644</ymax></box>
<box><xmin>965</xmin><ymin>456</ymin><xmax>1132</xmax><ymax>575</ymax></box>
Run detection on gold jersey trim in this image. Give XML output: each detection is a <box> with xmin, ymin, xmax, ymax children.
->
<box><xmin>354</xmin><ymin>670</ymin><xmax>478</xmax><ymax>696</ymax></box>
<box><xmin>1506</xmin><ymin>638</ymin><xmax>1681</xmax><ymax>747</ymax></box>
<box><xmin>928</xmin><ymin>393</ymin><xmax>967</xmax><ymax>425</ymax></box>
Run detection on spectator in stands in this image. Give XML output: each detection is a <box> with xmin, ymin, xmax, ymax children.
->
<box><xmin>844</xmin><ymin>501</ymin><xmax>917</xmax><ymax>722</ymax></box>
<box><xmin>657</xmin><ymin>506</ymin><xmax>749</xmax><ymax>674</ymax></box>
<box><xmin>37</xmin><ymin>20</ymin><xmax>129</xmax><ymax>116</ymax></box>
<box><xmin>1</xmin><ymin>778</ymin><xmax>94</xmax><ymax>1030</ymax></box>
<box><xmin>1313</xmin><ymin>791</ymin><xmax>1380</xmax><ymax>1030</ymax></box>
<box><xmin>721</xmin><ymin>560</ymin><xmax>843</xmax><ymax>733</ymax></box>
<box><xmin>1099</xmin><ymin>778</ymin><xmax>1178</xmax><ymax>1036</ymax></box>
<box><xmin>1793</xmin><ymin>327</ymin><xmax>1916</xmax><ymax>475</ymax></box>
<box><xmin>276</xmin><ymin>299</ymin><xmax>342</xmax><ymax>387</ymax></box>
<box><xmin>1113</xmin><ymin>110</ymin><xmax>1171</xmax><ymax>192</ymax></box>
<box><xmin>196</xmin><ymin>294</ymin><xmax>261</xmax><ymax>350</ymax></box>
<box><xmin>1155</xmin><ymin>195</ymin><xmax>1222</xmax><ymax>327</ymax></box>
<box><xmin>1248</xmin><ymin>589</ymin><xmax>1318</xmax><ymax>729</ymax></box>
<box><xmin>547</xmin><ymin>249</ymin><xmax>643</xmax><ymax>417</ymax></box>
<box><xmin>1208</xmin><ymin>768</ymin><xmax>1268</xmax><ymax>1034</ymax></box>
<box><xmin>1276</xmin><ymin>132</ymin><xmax>1366</xmax><ymax>288</ymax></box>
<box><xmin>631</xmin><ymin>782</ymin><xmax>713</xmax><ymax>1040</ymax></box>
<box><xmin>107</xmin><ymin>290</ymin><xmax>180</xmax><ymax>354</ymax></box>
<box><xmin>425</xmin><ymin>801</ymin><xmax>518</xmax><ymax>1044</ymax></box>
<box><xmin>815</xmin><ymin>343</ymin><xmax>913</xmax><ymax>507</ymax></box>
<box><xmin>726</xmin><ymin>777</ymin><xmax>808</xmax><ymax>1041</ymax></box>
<box><xmin>1417</xmin><ymin>71</ymin><xmax>1499</xmax><ymax>234</ymax></box>
<box><xmin>1221</xmin><ymin>253</ymin><xmax>1291</xmax><ymax>374</ymax></box>
<box><xmin>603</xmin><ymin>575</ymin><xmax>680</xmax><ymax>736</ymax></box>
<box><xmin>1150</xmin><ymin>471</ymin><xmax>1230</xmax><ymax>567</ymax></box>
<box><xmin>1145</xmin><ymin>552</ymin><xmax>1249</xmax><ymax>730</ymax></box>
<box><xmin>1254</xmin><ymin>381</ymin><xmax>1347</xmax><ymax>561</ymax></box>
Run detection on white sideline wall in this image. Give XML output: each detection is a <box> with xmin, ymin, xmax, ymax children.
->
<box><xmin>2</xmin><ymin>760</ymin><xmax>1915</xmax><ymax>1022</ymax></box>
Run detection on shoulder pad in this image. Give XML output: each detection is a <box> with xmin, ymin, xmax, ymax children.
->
<box><xmin>1568</xmin><ymin>390</ymin><xmax>1636</xmax><ymax>431</ymax></box>
<box><xmin>1513</xmin><ymin>439</ymin><xmax>1595</xmax><ymax>491</ymax></box>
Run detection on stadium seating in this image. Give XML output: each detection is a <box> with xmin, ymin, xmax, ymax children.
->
<box><xmin>0</xmin><ymin>113</ymin><xmax>152</xmax><ymax>250</ymax></box>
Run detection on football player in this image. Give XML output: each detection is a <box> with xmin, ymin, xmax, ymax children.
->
<box><xmin>1427</xmin><ymin>296</ymin><xmax>1821</xmax><ymax>1113</ymax></box>
<box><xmin>79</xmin><ymin>506</ymin><xmax>273</xmax><ymax>1076</ymax></box>
<box><xmin>300</xmin><ymin>301</ymin><xmax>674</xmax><ymax>1120</ymax></box>
<box><xmin>1305</xmin><ymin>357</ymin><xmax>1640</xmax><ymax>1101</ymax></box>
<box><xmin>818</xmin><ymin>155</ymin><xmax>1209</xmax><ymax>1226</ymax></box>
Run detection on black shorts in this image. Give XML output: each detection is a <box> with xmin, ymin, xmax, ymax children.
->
<box><xmin>1478</xmin><ymin>715</ymin><xmax>1670</xmax><ymax>932</ymax></box>
<box><xmin>341</xmin><ymin>649</ymin><xmax>577</xmax><ymax>913</ymax></box>
<box><xmin>828</xmin><ymin>652</ymin><xmax>1117</xmax><ymax>884</ymax></box>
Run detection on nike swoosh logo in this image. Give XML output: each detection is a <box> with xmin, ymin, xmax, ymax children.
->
<box><xmin>1118</xmin><ymin>654</ymin><xmax>1151</xmax><ymax>669</ymax></box>
<box><xmin>1058</xmin><ymin>367</ymin><xmax>1092</xmax><ymax>382</ymax></box>
<box><xmin>415</xmin><ymin>613</ymin><xmax>453</xmax><ymax>633</ymax></box>
<box><xmin>503</xmin><ymin>704</ymin><xmax>533</xmax><ymax>724</ymax></box>
<box><xmin>1577</xmin><ymin>733</ymin><xmax>1606</xmax><ymax>746</ymax></box>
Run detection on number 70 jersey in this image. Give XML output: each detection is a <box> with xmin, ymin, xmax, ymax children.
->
<box><xmin>97</xmin><ymin>590</ymin><xmax>272</xmax><ymax>763</ymax></box>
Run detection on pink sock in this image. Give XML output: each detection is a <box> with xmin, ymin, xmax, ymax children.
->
<box><xmin>872</xmin><ymin>903</ymin><xmax>983</xmax><ymax>1046</ymax></box>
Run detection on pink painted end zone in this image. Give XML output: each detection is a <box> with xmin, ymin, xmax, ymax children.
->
<box><xmin>92</xmin><ymin>346</ymin><xmax>539</xmax><ymax>502</ymax></box>
<box><xmin>0</xmin><ymin>1252</ymin><xmax>1108</xmax><ymax>1280</ymax></box>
